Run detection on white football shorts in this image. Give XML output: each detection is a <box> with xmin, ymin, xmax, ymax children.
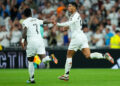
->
<box><xmin>68</xmin><ymin>33</ymin><xmax>89</xmax><ymax>51</ymax></box>
<box><xmin>26</xmin><ymin>39</ymin><xmax>45</xmax><ymax>57</ymax></box>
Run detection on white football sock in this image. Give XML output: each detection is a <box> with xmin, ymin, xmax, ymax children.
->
<box><xmin>65</xmin><ymin>58</ymin><xmax>72</xmax><ymax>76</ymax></box>
<box><xmin>28</xmin><ymin>61</ymin><xmax>34</xmax><ymax>81</ymax></box>
<box><xmin>42</xmin><ymin>56</ymin><xmax>51</xmax><ymax>63</ymax></box>
<box><xmin>90</xmin><ymin>52</ymin><xmax>105</xmax><ymax>59</ymax></box>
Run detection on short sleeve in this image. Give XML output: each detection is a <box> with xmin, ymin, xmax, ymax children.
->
<box><xmin>37</xmin><ymin>19</ymin><xmax>43</xmax><ymax>25</ymax></box>
<box><xmin>22</xmin><ymin>22</ymin><xmax>26</xmax><ymax>29</ymax></box>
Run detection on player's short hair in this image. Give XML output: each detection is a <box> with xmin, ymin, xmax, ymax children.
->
<box><xmin>23</xmin><ymin>8</ymin><xmax>31</xmax><ymax>17</ymax></box>
<box><xmin>69</xmin><ymin>2</ymin><xmax>78</xmax><ymax>9</ymax></box>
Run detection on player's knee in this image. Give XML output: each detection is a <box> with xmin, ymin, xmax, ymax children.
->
<box><xmin>84</xmin><ymin>54</ymin><xmax>90</xmax><ymax>59</ymax></box>
<box><xmin>67</xmin><ymin>54</ymin><xmax>73</xmax><ymax>58</ymax></box>
<box><xmin>38</xmin><ymin>54</ymin><xmax>45</xmax><ymax>60</ymax></box>
<box><xmin>28</xmin><ymin>56</ymin><xmax>34</xmax><ymax>62</ymax></box>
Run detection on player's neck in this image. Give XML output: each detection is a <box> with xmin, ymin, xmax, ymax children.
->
<box><xmin>71</xmin><ymin>10</ymin><xmax>77</xmax><ymax>15</ymax></box>
<box><xmin>25</xmin><ymin>16</ymin><xmax>32</xmax><ymax>19</ymax></box>
<box><xmin>72</xmin><ymin>10</ymin><xmax>76</xmax><ymax>14</ymax></box>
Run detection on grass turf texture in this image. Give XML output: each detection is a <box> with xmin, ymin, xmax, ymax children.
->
<box><xmin>0</xmin><ymin>69</ymin><xmax>120</xmax><ymax>86</ymax></box>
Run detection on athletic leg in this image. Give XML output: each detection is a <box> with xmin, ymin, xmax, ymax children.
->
<box><xmin>27</xmin><ymin>57</ymin><xmax>35</xmax><ymax>83</ymax></box>
<box><xmin>37</xmin><ymin>43</ymin><xmax>58</xmax><ymax>64</ymax></box>
<box><xmin>65</xmin><ymin>50</ymin><xmax>75</xmax><ymax>76</ymax></box>
<box><xmin>82</xmin><ymin>48</ymin><xmax>114</xmax><ymax>64</ymax></box>
<box><xmin>38</xmin><ymin>54</ymin><xmax>51</xmax><ymax>63</ymax></box>
<box><xmin>81</xmin><ymin>48</ymin><xmax>104</xmax><ymax>59</ymax></box>
<box><xmin>38</xmin><ymin>54</ymin><xmax>58</xmax><ymax>64</ymax></box>
<box><xmin>58</xmin><ymin>50</ymin><xmax>75</xmax><ymax>81</ymax></box>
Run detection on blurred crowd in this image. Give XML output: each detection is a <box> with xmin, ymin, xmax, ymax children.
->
<box><xmin>0</xmin><ymin>0</ymin><xmax>120</xmax><ymax>49</ymax></box>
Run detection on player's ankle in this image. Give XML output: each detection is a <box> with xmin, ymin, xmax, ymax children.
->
<box><xmin>30</xmin><ymin>78</ymin><xmax>34</xmax><ymax>81</ymax></box>
<box><xmin>64</xmin><ymin>74</ymin><xmax>69</xmax><ymax>77</ymax></box>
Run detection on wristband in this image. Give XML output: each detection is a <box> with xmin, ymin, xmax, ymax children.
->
<box><xmin>21</xmin><ymin>38</ymin><xmax>25</xmax><ymax>43</ymax></box>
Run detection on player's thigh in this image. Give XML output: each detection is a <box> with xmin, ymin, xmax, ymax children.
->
<box><xmin>81</xmin><ymin>48</ymin><xmax>91</xmax><ymax>59</ymax></box>
<box><xmin>68</xmin><ymin>41</ymin><xmax>78</xmax><ymax>52</ymax></box>
<box><xmin>38</xmin><ymin>54</ymin><xmax>46</xmax><ymax>60</ymax></box>
<box><xmin>80</xmin><ymin>39</ymin><xmax>90</xmax><ymax>58</ymax></box>
<box><xmin>37</xmin><ymin>44</ymin><xmax>46</xmax><ymax>56</ymax></box>
<box><xmin>37</xmin><ymin>45</ymin><xmax>46</xmax><ymax>60</ymax></box>
<box><xmin>26</xmin><ymin>46</ymin><xmax>36</xmax><ymax>57</ymax></box>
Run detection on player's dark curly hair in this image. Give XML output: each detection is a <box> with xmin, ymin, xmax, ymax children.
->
<box><xmin>23</xmin><ymin>8</ymin><xmax>31</xmax><ymax>17</ymax></box>
<box><xmin>69</xmin><ymin>2</ymin><xmax>78</xmax><ymax>9</ymax></box>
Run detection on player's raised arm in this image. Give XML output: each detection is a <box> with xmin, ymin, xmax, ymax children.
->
<box><xmin>43</xmin><ymin>19</ymin><xmax>54</xmax><ymax>24</ymax></box>
<box><xmin>56</xmin><ymin>19</ymin><xmax>76</xmax><ymax>27</ymax></box>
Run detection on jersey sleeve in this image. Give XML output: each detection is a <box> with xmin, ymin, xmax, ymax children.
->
<box><xmin>57</xmin><ymin>21</ymin><xmax>73</xmax><ymax>27</ymax></box>
<box><xmin>37</xmin><ymin>19</ymin><xmax>43</xmax><ymax>25</ymax></box>
<box><xmin>22</xmin><ymin>21</ymin><xmax>27</xmax><ymax>29</ymax></box>
<box><xmin>57</xmin><ymin>14</ymin><xmax>79</xmax><ymax>27</ymax></box>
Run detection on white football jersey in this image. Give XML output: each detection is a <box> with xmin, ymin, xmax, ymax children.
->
<box><xmin>22</xmin><ymin>17</ymin><xmax>43</xmax><ymax>42</ymax></box>
<box><xmin>57</xmin><ymin>12</ymin><xmax>82</xmax><ymax>38</ymax></box>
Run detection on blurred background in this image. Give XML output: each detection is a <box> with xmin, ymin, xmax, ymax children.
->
<box><xmin>0</xmin><ymin>0</ymin><xmax>120</xmax><ymax>69</ymax></box>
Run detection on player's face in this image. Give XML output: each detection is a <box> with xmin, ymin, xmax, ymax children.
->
<box><xmin>68</xmin><ymin>4</ymin><xmax>74</xmax><ymax>13</ymax></box>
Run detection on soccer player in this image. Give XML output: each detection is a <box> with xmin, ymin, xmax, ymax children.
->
<box><xmin>53</xmin><ymin>2</ymin><xmax>114</xmax><ymax>81</ymax></box>
<box><xmin>21</xmin><ymin>8</ymin><xmax>58</xmax><ymax>83</ymax></box>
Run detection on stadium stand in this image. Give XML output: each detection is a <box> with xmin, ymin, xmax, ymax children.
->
<box><xmin>0</xmin><ymin>0</ymin><xmax>120</xmax><ymax>49</ymax></box>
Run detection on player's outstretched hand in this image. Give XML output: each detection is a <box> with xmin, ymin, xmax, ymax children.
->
<box><xmin>51</xmin><ymin>19</ymin><xmax>57</xmax><ymax>25</ymax></box>
<box><xmin>50</xmin><ymin>15</ymin><xmax>57</xmax><ymax>25</ymax></box>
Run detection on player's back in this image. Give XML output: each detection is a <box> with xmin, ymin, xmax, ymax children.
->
<box><xmin>23</xmin><ymin>17</ymin><xmax>43</xmax><ymax>43</ymax></box>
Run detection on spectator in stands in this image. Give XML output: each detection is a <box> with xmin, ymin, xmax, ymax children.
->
<box><xmin>104</xmin><ymin>28</ymin><xmax>114</xmax><ymax>47</ymax></box>
<box><xmin>110</xmin><ymin>29</ymin><xmax>120</xmax><ymax>49</ymax></box>
<box><xmin>32</xmin><ymin>9</ymin><xmax>38</xmax><ymax>18</ymax></box>
<box><xmin>56</xmin><ymin>27</ymin><xmax>64</xmax><ymax>46</ymax></box>
<box><xmin>48</xmin><ymin>27</ymin><xmax>57</xmax><ymax>47</ymax></box>
<box><xmin>0</xmin><ymin>0</ymin><xmax>119</xmax><ymax>49</ymax></box>
<box><xmin>100</xmin><ymin>4</ymin><xmax>107</xmax><ymax>20</ymax></box>
<box><xmin>89</xmin><ymin>13</ymin><xmax>99</xmax><ymax>32</ymax></box>
<box><xmin>0</xmin><ymin>25</ymin><xmax>10</xmax><ymax>48</ymax></box>
<box><xmin>19</xmin><ymin>12</ymin><xmax>25</xmax><ymax>24</ymax></box>
<box><xmin>19</xmin><ymin>1</ymin><xmax>27</xmax><ymax>13</ymax></box>
<box><xmin>42</xmin><ymin>1</ymin><xmax>54</xmax><ymax>18</ymax></box>
<box><xmin>111</xmin><ymin>24</ymin><xmax>117</xmax><ymax>35</ymax></box>
<box><xmin>0</xmin><ymin>16</ymin><xmax>4</xmax><ymax>26</ymax></box>
<box><xmin>105</xmin><ymin>18</ymin><xmax>112</xmax><ymax>31</ymax></box>
<box><xmin>3</xmin><ymin>12</ymin><xmax>11</xmax><ymax>32</ymax></box>
<box><xmin>38</xmin><ymin>12</ymin><xmax>44</xmax><ymax>20</ymax></box>
<box><xmin>25</xmin><ymin>0</ymin><xmax>37</xmax><ymax>10</ymax></box>
<box><xmin>108</xmin><ymin>6</ymin><xmax>119</xmax><ymax>26</ymax></box>
<box><xmin>83</xmin><ymin>26</ymin><xmax>93</xmax><ymax>45</ymax></box>
<box><xmin>10</xmin><ymin>5</ymin><xmax>19</xmax><ymax>21</ymax></box>
<box><xmin>0</xmin><ymin>3</ymin><xmax>10</xmax><ymax>17</ymax></box>
<box><xmin>91</xmin><ymin>28</ymin><xmax>104</xmax><ymax>47</ymax></box>
<box><xmin>43</xmin><ymin>25</ymin><xmax>49</xmax><ymax>47</ymax></box>
<box><xmin>63</xmin><ymin>30</ymin><xmax>69</xmax><ymax>46</ymax></box>
<box><xmin>103</xmin><ymin>0</ymin><xmax>114</xmax><ymax>11</ymax></box>
<box><xmin>83</xmin><ymin>0</ymin><xmax>91</xmax><ymax>10</ymax></box>
<box><xmin>10</xmin><ymin>20</ymin><xmax>22</xmax><ymax>47</ymax></box>
<box><xmin>57</xmin><ymin>1</ymin><xmax>66</xmax><ymax>17</ymax></box>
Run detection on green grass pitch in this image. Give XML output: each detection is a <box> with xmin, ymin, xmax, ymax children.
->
<box><xmin>0</xmin><ymin>69</ymin><xmax>120</xmax><ymax>86</ymax></box>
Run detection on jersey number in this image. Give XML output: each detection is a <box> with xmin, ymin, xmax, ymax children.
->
<box><xmin>77</xmin><ymin>16</ymin><xmax>82</xmax><ymax>25</ymax></box>
<box><xmin>80</xmin><ymin>20</ymin><xmax>82</xmax><ymax>26</ymax></box>
<box><xmin>33</xmin><ymin>24</ymin><xmax>39</xmax><ymax>34</ymax></box>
